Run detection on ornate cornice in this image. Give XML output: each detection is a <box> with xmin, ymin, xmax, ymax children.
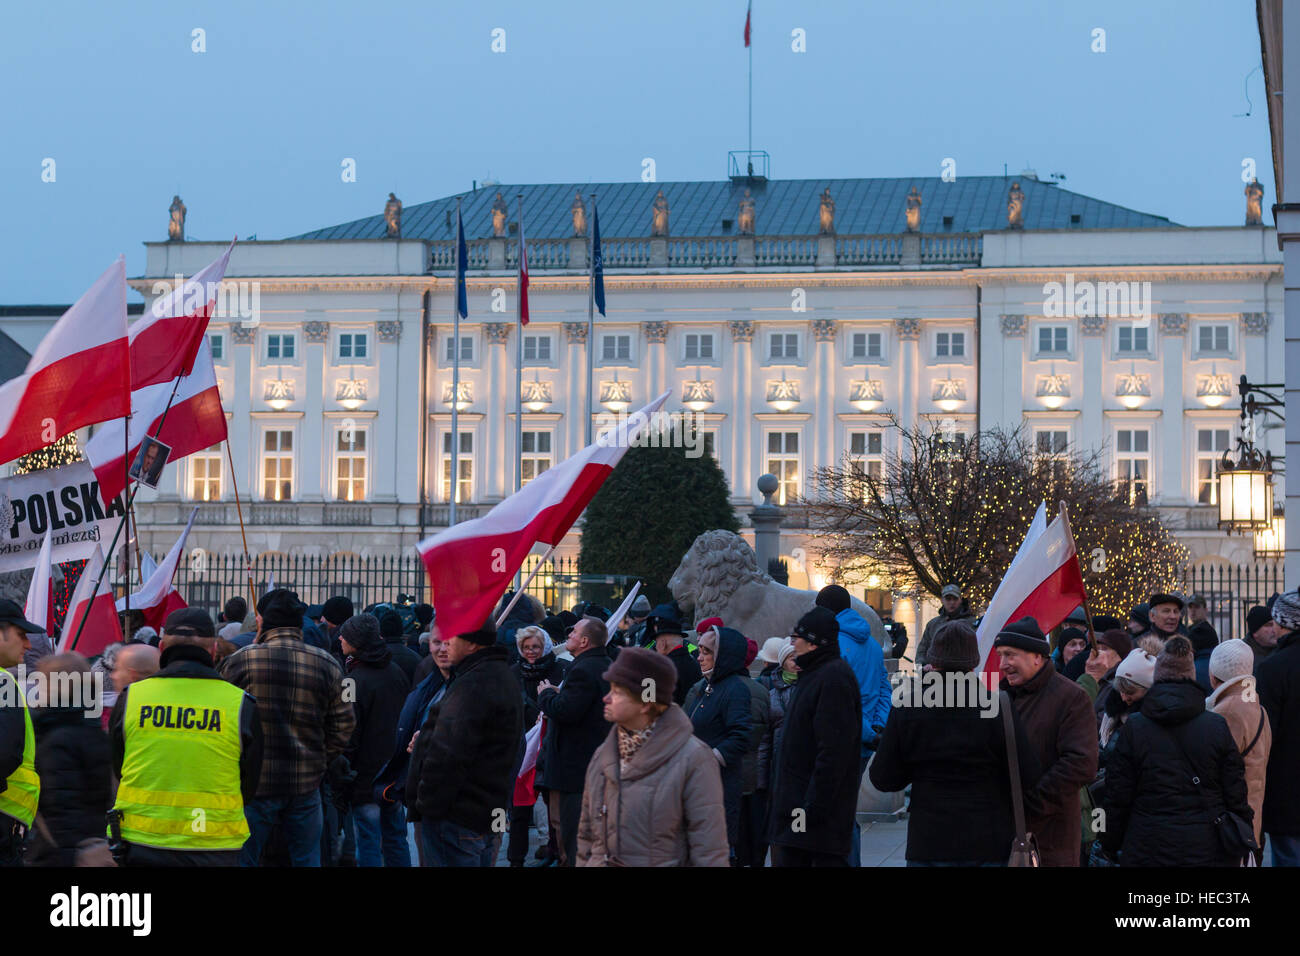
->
<box><xmin>643</xmin><ymin>320</ymin><xmax>669</xmax><ymax>344</ymax></box>
<box><xmin>810</xmin><ymin>318</ymin><xmax>837</xmax><ymax>342</ymax></box>
<box><xmin>999</xmin><ymin>314</ymin><xmax>1026</xmax><ymax>337</ymax></box>
<box><xmin>484</xmin><ymin>322</ymin><xmax>511</xmax><ymax>345</ymax></box>
<box><xmin>563</xmin><ymin>321</ymin><xmax>589</xmax><ymax>344</ymax></box>
<box><xmin>894</xmin><ymin>317</ymin><xmax>920</xmax><ymax>340</ymax></box>
<box><xmin>303</xmin><ymin>321</ymin><xmax>328</xmax><ymax>343</ymax></box>
<box><xmin>377</xmin><ymin>320</ymin><xmax>402</xmax><ymax>343</ymax></box>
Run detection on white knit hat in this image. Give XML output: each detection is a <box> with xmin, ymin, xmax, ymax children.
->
<box><xmin>758</xmin><ymin>636</ymin><xmax>787</xmax><ymax>664</ymax></box>
<box><xmin>1116</xmin><ymin>647</ymin><xmax>1157</xmax><ymax>689</ymax></box>
<box><xmin>1209</xmin><ymin>638</ymin><xmax>1255</xmax><ymax>683</ymax></box>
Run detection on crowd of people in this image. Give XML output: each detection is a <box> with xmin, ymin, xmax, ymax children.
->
<box><xmin>0</xmin><ymin>577</ymin><xmax>1297</xmax><ymax>869</ymax></box>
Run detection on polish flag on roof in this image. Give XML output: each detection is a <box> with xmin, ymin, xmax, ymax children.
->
<box><xmin>130</xmin><ymin>240</ymin><xmax>234</xmax><ymax>389</ymax></box>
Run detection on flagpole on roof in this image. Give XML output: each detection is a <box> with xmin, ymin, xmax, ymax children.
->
<box><xmin>450</xmin><ymin>198</ymin><xmax>464</xmax><ymax>527</ymax></box>
<box><xmin>586</xmin><ymin>194</ymin><xmax>597</xmax><ymax>447</ymax></box>
<box><xmin>746</xmin><ymin>1</ymin><xmax>753</xmax><ymax>169</ymax></box>
<box><xmin>515</xmin><ymin>193</ymin><xmax>526</xmax><ymax>593</ymax></box>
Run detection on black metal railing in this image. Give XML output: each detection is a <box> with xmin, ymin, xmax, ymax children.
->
<box><xmin>1179</xmin><ymin>561</ymin><xmax>1286</xmax><ymax>642</ymax></box>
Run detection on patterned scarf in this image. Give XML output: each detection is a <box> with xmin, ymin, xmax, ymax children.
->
<box><xmin>617</xmin><ymin>717</ymin><xmax>658</xmax><ymax>773</ymax></box>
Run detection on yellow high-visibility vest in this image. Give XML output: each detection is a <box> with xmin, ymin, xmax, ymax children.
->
<box><xmin>0</xmin><ymin>668</ymin><xmax>39</xmax><ymax>828</ymax></box>
<box><xmin>114</xmin><ymin>676</ymin><xmax>250</xmax><ymax>850</ymax></box>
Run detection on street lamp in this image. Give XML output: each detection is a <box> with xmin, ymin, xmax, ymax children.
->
<box><xmin>1254</xmin><ymin>507</ymin><xmax>1285</xmax><ymax>559</ymax></box>
<box><xmin>1217</xmin><ymin>376</ymin><xmax>1284</xmax><ymax>534</ymax></box>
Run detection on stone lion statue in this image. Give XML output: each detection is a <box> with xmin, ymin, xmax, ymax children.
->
<box><xmin>668</xmin><ymin>530</ymin><xmax>890</xmax><ymax>655</ymax></box>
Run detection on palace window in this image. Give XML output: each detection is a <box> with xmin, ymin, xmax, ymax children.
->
<box><xmin>523</xmin><ymin>334</ymin><xmax>552</xmax><ymax>362</ymax></box>
<box><xmin>851</xmin><ymin>332</ymin><xmax>882</xmax><ymax>360</ymax></box>
<box><xmin>335</xmin><ymin>428</ymin><xmax>367</xmax><ymax>501</ymax></box>
<box><xmin>262</xmin><ymin>430</ymin><xmax>294</xmax><ymax>501</ymax></box>
<box><xmin>1195</xmin><ymin>428</ymin><xmax>1232</xmax><ymax>504</ymax></box>
<box><xmin>766</xmin><ymin>431</ymin><xmax>800</xmax><ymax>505</ymax></box>
<box><xmin>684</xmin><ymin>333</ymin><xmax>715</xmax><ymax>361</ymax></box>
<box><xmin>191</xmin><ymin>444</ymin><xmax>222</xmax><ymax>501</ymax></box>
<box><xmin>1116</xmin><ymin>428</ymin><xmax>1150</xmax><ymax>505</ymax></box>
<box><xmin>441</xmin><ymin>431</ymin><xmax>473</xmax><ymax>503</ymax></box>
<box><xmin>521</xmin><ymin>431</ymin><xmax>552</xmax><ymax>485</ymax></box>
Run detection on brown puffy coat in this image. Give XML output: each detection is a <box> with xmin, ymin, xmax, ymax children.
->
<box><xmin>1209</xmin><ymin>675</ymin><xmax>1272</xmax><ymax>844</ymax></box>
<box><xmin>1002</xmin><ymin>661</ymin><xmax>1099</xmax><ymax>867</ymax></box>
<box><xmin>576</xmin><ymin>704</ymin><xmax>730</xmax><ymax>867</ymax></box>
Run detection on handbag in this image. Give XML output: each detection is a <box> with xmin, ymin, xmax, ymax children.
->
<box><xmin>1000</xmin><ymin>691</ymin><xmax>1040</xmax><ymax>867</ymax></box>
<box><xmin>1170</xmin><ymin>727</ymin><xmax>1260</xmax><ymax>865</ymax></box>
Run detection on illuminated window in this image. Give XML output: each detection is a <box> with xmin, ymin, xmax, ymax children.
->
<box><xmin>1116</xmin><ymin>429</ymin><xmax>1150</xmax><ymax>505</ymax></box>
<box><xmin>766</xmin><ymin>431</ymin><xmax>800</xmax><ymax>505</ymax></box>
<box><xmin>335</xmin><ymin>428</ymin><xmax>367</xmax><ymax>501</ymax></box>
<box><xmin>441</xmin><ymin>431</ymin><xmax>473</xmax><ymax>503</ymax></box>
<box><xmin>191</xmin><ymin>444</ymin><xmax>222</xmax><ymax>501</ymax></box>
<box><xmin>1196</xmin><ymin>428</ymin><xmax>1231</xmax><ymax>504</ymax></box>
<box><xmin>262</xmin><ymin>430</ymin><xmax>294</xmax><ymax>501</ymax></box>
<box><xmin>521</xmin><ymin>431</ymin><xmax>552</xmax><ymax>485</ymax></box>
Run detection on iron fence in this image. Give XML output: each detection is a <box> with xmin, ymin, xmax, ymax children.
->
<box><xmin>114</xmin><ymin>552</ymin><xmax>636</xmax><ymax>626</ymax></box>
<box><xmin>1179</xmin><ymin>561</ymin><xmax>1286</xmax><ymax>642</ymax></box>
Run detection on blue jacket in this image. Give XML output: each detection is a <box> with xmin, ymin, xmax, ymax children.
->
<box><xmin>836</xmin><ymin>608</ymin><xmax>891</xmax><ymax>756</ymax></box>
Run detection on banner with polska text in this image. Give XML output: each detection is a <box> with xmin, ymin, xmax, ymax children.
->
<box><xmin>0</xmin><ymin>460</ymin><xmax>126</xmax><ymax>573</ymax></box>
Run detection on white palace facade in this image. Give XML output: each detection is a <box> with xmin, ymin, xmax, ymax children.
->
<box><xmin>0</xmin><ymin>175</ymin><xmax>1285</xmax><ymax>621</ymax></box>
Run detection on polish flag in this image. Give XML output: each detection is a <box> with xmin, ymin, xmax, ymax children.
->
<box><xmin>977</xmin><ymin>501</ymin><xmax>1088</xmax><ymax>677</ymax></box>
<box><xmin>24</xmin><ymin>530</ymin><xmax>54</xmax><ymax>635</ymax></box>
<box><xmin>85</xmin><ymin>340</ymin><xmax>227</xmax><ymax>507</ymax></box>
<box><xmin>513</xmin><ymin>719</ymin><xmax>545</xmax><ymax>806</ymax></box>
<box><xmin>0</xmin><ymin>259</ymin><xmax>130</xmax><ymax>466</ymax></box>
<box><xmin>744</xmin><ymin>1</ymin><xmax>752</xmax><ymax>46</ymax></box>
<box><xmin>59</xmin><ymin>544</ymin><xmax>122</xmax><ymax>657</ymax></box>
<box><xmin>418</xmin><ymin>392</ymin><xmax>670</xmax><ymax>640</ymax></box>
<box><xmin>116</xmin><ymin>507</ymin><xmax>198</xmax><ymax>631</ymax></box>
<box><xmin>130</xmin><ymin>240</ymin><xmax>235</xmax><ymax>389</ymax></box>
<box><xmin>518</xmin><ymin>215</ymin><xmax>529</xmax><ymax>326</ymax></box>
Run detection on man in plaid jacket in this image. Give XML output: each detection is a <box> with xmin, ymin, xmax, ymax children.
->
<box><xmin>221</xmin><ymin>589</ymin><xmax>355</xmax><ymax>866</ymax></box>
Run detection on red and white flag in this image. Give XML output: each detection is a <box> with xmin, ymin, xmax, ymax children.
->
<box><xmin>418</xmin><ymin>391</ymin><xmax>670</xmax><ymax>640</ymax></box>
<box><xmin>518</xmin><ymin>216</ymin><xmax>530</xmax><ymax>326</ymax></box>
<box><xmin>116</xmin><ymin>507</ymin><xmax>198</xmax><ymax>631</ymax></box>
<box><xmin>59</xmin><ymin>544</ymin><xmax>122</xmax><ymax>657</ymax></box>
<box><xmin>977</xmin><ymin>502</ymin><xmax>1087</xmax><ymax>676</ymax></box>
<box><xmin>24</xmin><ymin>529</ymin><xmax>54</xmax><ymax>635</ymax></box>
<box><xmin>85</xmin><ymin>339</ymin><xmax>227</xmax><ymax>507</ymax></box>
<box><xmin>130</xmin><ymin>240</ymin><xmax>234</xmax><ymax>389</ymax></box>
<box><xmin>0</xmin><ymin>259</ymin><xmax>130</xmax><ymax>465</ymax></box>
<box><xmin>744</xmin><ymin>1</ymin><xmax>752</xmax><ymax>46</ymax></box>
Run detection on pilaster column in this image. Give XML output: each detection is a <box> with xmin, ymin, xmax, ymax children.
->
<box><xmin>564</xmin><ymin>322</ymin><xmax>588</xmax><ymax>455</ymax></box>
<box><xmin>729</xmin><ymin>320</ymin><xmax>754</xmax><ymax>498</ymax></box>
<box><xmin>998</xmin><ymin>314</ymin><xmax>1026</xmax><ymax>431</ymax></box>
<box><xmin>811</xmin><ymin>319</ymin><xmax>836</xmax><ymax>475</ymax></box>
<box><xmin>1079</xmin><ymin>315</ymin><xmax>1105</xmax><ymax>453</ymax></box>
<box><xmin>1158</xmin><ymin>313</ymin><xmax>1187</xmax><ymax>502</ymax></box>
<box><xmin>895</xmin><ymin>317</ymin><xmax>921</xmax><ymax>431</ymax></box>
<box><xmin>230</xmin><ymin>324</ymin><xmax>256</xmax><ymax>499</ymax></box>
<box><xmin>302</xmin><ymin>320</ymin><xmax>328</xmax><ymax>502</ymax></box>
<box><xmin>375</xmin><ymin>320</ymin><xmax>404</xmax><ymax>502</ymax></box>
<box><xmin>484</xmin><ymin>322</ymin><xmax>511</xmax><ymax>500</ymax></box>
<box><xmin>643</xmin><ymin>320</ymin><xmax>669</xmax><ymax>400</ymax></box>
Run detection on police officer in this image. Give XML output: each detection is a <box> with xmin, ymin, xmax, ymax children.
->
<box><xmin>108</xmin><ymin>609</ymin><xmax>262</xmax><ymax>866</ymax></box>
<box><xmin>0</xmin><ymin>600</ymin><xmax>42</xmax><ymax>866</ymax></box>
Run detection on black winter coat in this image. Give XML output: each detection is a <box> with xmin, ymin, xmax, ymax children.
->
<box><xmin>1101</xmin><ymin>679</ymin><xmax>1251</xmax><ymax>866</ymax></box>
<box><xmin>684</xmin><ymin>630</ymin><xmax>753</xmax><ymax>847</ymax></box>
<box><xmin>870</xmin><ymin>682</ymin><xmax>1041</xmax><ymax>863</ymax></box>
<box><xmin>512</xmin><ymin>653</ymin><xmax>569</xmax><ymax>727</ymax></box>
<box><xmin>344</xmin><ymin>645</ymin><xmax>411</xmax><ymax>805</ymax></box>
<box><xmin>385</xmin><ymin>638</ymin><xmax>422</xmax><ymax>684</ymax></box>
<box><xmin>27</xmin><ymin>707</ymin><xmax>112</xmax><ymax>867</ymax></box>
<box><xmin>536</xmin><ymin>646</ymin><xmax>611</xmax><ymax>793</ymax></box>
<box><xmin>768</xmin><ymin>643</ymin><xmax>862</xmax><ymax>857</ymax></box>
<box><xmin>667</xmin><ymin>643</ymin><xmax>703</xmax><ymax>706</ymax></box>
<box><xmin>410</xmin><ymin>645</ymin><xmax>524</xmax><ymax>832</ymax></box>
<box><xmin>1257</xmin><ymin>629</ymin><xmax>1300</xmax><ymax>835</ymax></box>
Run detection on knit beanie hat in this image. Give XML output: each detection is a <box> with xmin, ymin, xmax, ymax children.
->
<box><xmin>378</xmin><ymin>609</ymin><xmax>404</xmax><ymax>639</ymax></box>
<box><xmin>339</xmin><ymin>613</ymin><xmax>383</xmax><ymax>653</ymax></box>
<box><xmin>777</xmin><ymin>640</ymin><xmax>799</xmax><ymax>669</ymax></box>
<box><xmin>1272</xmin><ymin>590</ymin><xmax>1300</xmax><ymax>631</ymax></box>
<box><xmin>695</xmin><ymin>616</ymin><xmax>724</xmax><ymax>636</ymax></box>
<box><xmin>1128</xmin><ymin>604</ymin><xmax>1151</xmax><ymax>633</ymax></box>
<box><xmin>1188</xmin><ymin>620</ymin><xmax>1219</xmax><ymax>653</ymax></box>
<box><xmin>1096</xmin><ymin>628</ymin><xmax>1133</xmax><ymax>660</ymax></box>
<box><xmin>814</xmin><ymin>584</ymin><xmax>852</xmax><ymax>615</ymax></box>
<box><xmin>1246</xmin><ymin>605</ymin><xmax>1271</xmax><ymax>638</ymax></box>
<box><xmin>993</xmin><ymin>616</ymin><xmax>1050</xmax><ymax>656</ymax></box>
<box><xmin>1153</xmin><ymin>635</ymin><xmax>1197</xmax><ymax>682</ymax></box>
<box><xmin>1209</xmin><ymin>639</ymin><xmax>1255</xmax><ymax>683</ymax></box>
<box><xmin>457</xmin><ymin>627</ymin><xmax>498</xmax><ymax>646</ymax></box>
<box><xmin>928</xmin><ymin>620</ymin><xmax>979</xmax><ymax>672</ymax></box>
<box><xmin>258</xmin><ymin>589</ymin><xmax>307</xmax><ymax>630</ymax></box>
<box><xmin>322</xmin><ymin>596</ymin><xmax>355</xmax><ymax>627</ymax></box>
<box><xmin>791</xmin><ymin>607</ymin><xmax>839</xmax><ymax>647</ymax></box>
<box><xmin>602</xmin><ymin>647</ymin><xmax>676</xmax><ymax>704</ymax></box>
<box><xmin>758</xmin><ymin>636</ymin><xmax>787</xmax><ymax>663</ymax></box>
<box><xmin>744</xmin><ymin>638</ymin><xmax>759</xmax><ymax>668</ymax></box>
<box><xmin>1115</xmin><ymin>647</ymin><xmax>1157</xmax><ymax>689</ymax></box>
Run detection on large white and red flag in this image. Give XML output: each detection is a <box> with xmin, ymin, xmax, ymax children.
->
<box><xmin>0</xmin><ymin>259</ymin><xmax>130</xmax><ymax>465</ymax></box>
<box><xmin>85</xmin><ymin>339</ymin><xmax>227</xmax><ymax>507</ymax></box>
<box><xmin>976</xmin><ymin>501</ymin><xmax>1088</xmax><ymax>676</ymax></box>
<box><xmin>116</xmin><ymin>507</ymin><xmax>198</xmax><ymax>631</ymax></box>
<box><xmin>59</xmin><ymin>543</ymin><xmax>122</xmax><ymax>657</ymax></box>
<box><xmin>130</xmin><ymin>240</ymin><xmax>234</xmax><ymax>389</ymax></box>
<box><xmin>23</xmin><ymin>529</ymin><xmax>55</xmax><ymax>635</ymax></box>
<box><xmin>418</xmin><ymin>392</ymin><xmax>670</xmax><ymax>640</ymax></box>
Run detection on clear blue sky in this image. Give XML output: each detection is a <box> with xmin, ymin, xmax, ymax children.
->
<box><xmin>0</xmin><ymin>0</ymin><xmax>1273</xmax><ymax>302</ymax></box>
